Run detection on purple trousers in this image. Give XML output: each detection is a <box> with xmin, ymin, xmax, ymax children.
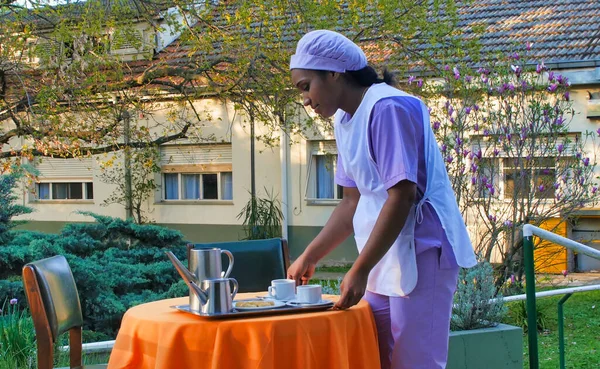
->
<box><xmin>365</xmin><ymin>247</ymin><xmax>459</xmax><ymax>369</ymax></box>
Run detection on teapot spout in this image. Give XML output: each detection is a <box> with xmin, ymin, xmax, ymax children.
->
<box><xmin>166</xmin><ymin>251</ymin><xmax>204</xmax><ymax>303</ymax></box>
<box><xmin>188</xmin><ymin>279</ymin><xmax>208</xmax><ymax>305</ymax></box>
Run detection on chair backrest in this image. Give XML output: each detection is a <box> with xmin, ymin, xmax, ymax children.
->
<box><xmin>187</xmin><ymin>238</ymin><xmax>291</xmax><ymax>293</ymax></box>
<box><xmin>23</xmin><ymin>255</ymin><xmax>84</xmax><ymax>369</ymax></box>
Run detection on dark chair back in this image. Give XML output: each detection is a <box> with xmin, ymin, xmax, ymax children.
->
<box><xmin>22</xmin><ymin>255</ymin><xmax>107</xmax><ymax>369</ymax></box>
<box><xmin>187</xmin><ymin>238</ymin><xmax>290</xmax><ymax>293</ymax></box>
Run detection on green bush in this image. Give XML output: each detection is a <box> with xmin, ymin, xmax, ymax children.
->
<box><xmin>451</xmin><ymin>259</ymin><xmax>508</xmax><ymax>331</ymax></box>
<box><xmin>0</xmin><ymin>211</ymin><xmax>189</xmax><ymax>339</ymax></box>
<box><xmin>506</xmin><ymin>299</ymin><xmax>550</xmax><ymax>333</ymax></box>
<box><xmin>317</xmin><ymin>277</ymin><xmax>342</xmax><ymax>295</ymax></box>
<box><xmin>237</xmin><ymin>188</ymin><xmax>283</xmax><ymax>240</ymax></box>
<box><xmin>0</xmin><ymin>171</ymin><xmax>33</xmax><ymax>245</ymax></box>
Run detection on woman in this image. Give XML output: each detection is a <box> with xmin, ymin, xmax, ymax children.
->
<box><xmin>287</xmin><ymin>30</ymin><xmax>477</xmax><ymax>369</ymax></box>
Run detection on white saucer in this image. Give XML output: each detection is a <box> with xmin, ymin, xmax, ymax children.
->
<box><xmin>262</xmin><ymin>294</ymin><xmax>296</xmax><ymax>302</ymax></box>
<box><xmin>233</xmin><ymin>299</ymin><xmax>286</xmax><ymax>311</ymax></box>
<box><xmin>285</xmin><ymin>299</ymin><xmax>333</xmax><ymax>307</ymax></box>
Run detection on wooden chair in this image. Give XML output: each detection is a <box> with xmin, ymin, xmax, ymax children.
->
<box><xmin>187</xmin><ymin>238</ymin><xmax>291</xmax><ymax>293</ymax></box>
<box><xmin>22</xmin><ymin>255</ymin><xmax>107</xmax><ymax>369</ymax></box>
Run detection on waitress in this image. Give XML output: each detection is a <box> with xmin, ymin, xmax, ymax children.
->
<box><xmin>287</xmin><ymin>30</ymin><xmax>477</xmax><ymax>369</ymax></box>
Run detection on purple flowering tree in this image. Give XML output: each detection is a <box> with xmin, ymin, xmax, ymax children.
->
<box><xmin>410</xmin><ymin>48</ymin><xmax>600</xmax><ymax>284</ymax></box>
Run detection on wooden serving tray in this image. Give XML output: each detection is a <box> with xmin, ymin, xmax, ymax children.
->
<box><xmin>171</xmin><ymin>299</ymin><xmax>334</xmax><ymax>319</ymax></box>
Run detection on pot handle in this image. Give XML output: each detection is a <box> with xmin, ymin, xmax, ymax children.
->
<box><xmin>229</xmin><ymin>278</ymin><xmax>239</xmax><ymax>300</ymax></box>
<box><xmin>221</xmin><ymin>250</ymin><xmax>234</xmax><ymax>278</ymax></box>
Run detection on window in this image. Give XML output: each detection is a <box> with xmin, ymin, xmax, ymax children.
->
<box><xmin>36</xmin><ymin>182</ymin><xmax>94</xmax><ymax>200</ymax></box>
<box><xmin>472</xmin><ymin>134</ymin><xmax>575</xmax><ymax>201</ymax></box>
<box><xmin>504</xmin><ymin>157</ymin><xmax>556</xmax><ymax>199</ymax></box>
<box><xmin>476</xmin><ymin>158</ymin><xmax>501</xmax><ymax>199</ymax></box>
<box><xmin>26</xmin><ymin>42</ymin><xmax>36</xmax><ymax>63</ymax></box>
<box><xmin>33</xmin><ymin>157</ymin><xmax>94</xmax><ymax>201</ymax></box>
<box><xmin>111</xmin><ymin>29</ymin><xmax>144</xmax><ymax>51</ymax></box>
<box><xmin>474</xmin><ymin>157</ymin><xmax>557</xmax><ymax>200</ymax></box>
<box><xmin>160</xmin><ymin>144</ymin><xmax>233</xmax><ymax>202</ymax></box>
<box><xmin>163</xmin><ymin>172</ymin><xmax>232</xmax><ymax>201</ymax></box>
<box><xmin>306</xmin><ymin>141</ymin><xmax>343</xmax><ymax>201</ymax></box>
<box><xmin>588</xmin><ymin>92</ymin><xmax>600</xmax><ymax>118</ymax></box>
<box><xmin>39</xmin><ymin>40</ymin><xmax>74</xmax><ymax>60</ymax></box>
<box><xmin>315</xmin><ymin>155</ymin><xmax>343</xmax><ymax>199</ymax></box>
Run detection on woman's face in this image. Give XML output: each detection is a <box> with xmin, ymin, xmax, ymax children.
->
<box><xmin>291</xmin><ymin>69</ymin><xmax>341</xmax><ymax>118</ymax></box>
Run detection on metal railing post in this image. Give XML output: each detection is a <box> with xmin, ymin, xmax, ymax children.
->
<box><xmin>523</xmin><ymin>235</ymin><xmax>539</xmax><ymax>369</ymax></box>
<box><xmin>523</xmin><ymin>223</ymin><xmax>600</xmax><ymax>369</ymax></box>
<box><xmin>558</xmin><ymin>293</ymin><xmax>573</xmax><ymax>369</ymax></box>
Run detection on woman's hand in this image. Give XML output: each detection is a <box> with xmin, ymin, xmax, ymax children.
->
<box><xmin>334</xmin><ymin>266</ymin><xmax>369</xmax><ymax>310</ymax></box>
<box><xmin>287</xmin><ymin>255</ymin><xmax>316</xmax><ymax>286</ymax></box>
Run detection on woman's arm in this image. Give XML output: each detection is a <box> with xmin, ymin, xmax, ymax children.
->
<box><xmin>350</xmin><ymin>180</ymin><xmax>416</xmax><ymax>273</ymax></box>
<box><xmin>334</xmin><ymin>179</ymin><xmax>416</xmax><ymax>309</ymax></box>
<box><xmin>287</xmin><ymin>186</ymin><xmax>360</xmax><ymax>285</ymax></box>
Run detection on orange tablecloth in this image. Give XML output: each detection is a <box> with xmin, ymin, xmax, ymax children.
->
<box><xmin>107</xmin><ymin>293</ymin><xmax>380</xmax><ymax>369</ymax></box>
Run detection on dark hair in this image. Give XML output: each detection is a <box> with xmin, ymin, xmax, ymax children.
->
<box><xmin>315</xmin><ymin>66</ymin><xmax>395</xmax><ymax>87</ymax></box>
<box><xmin>347</xmin><ymin>66</ymin><xmax>395</xmax><ymax>87</ymax></box>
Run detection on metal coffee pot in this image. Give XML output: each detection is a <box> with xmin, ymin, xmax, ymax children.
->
<box><xmin>188</xmin><ymin>248</ymin><xmax>234</xmax><ymax>282</ymax></box>
<box><xmin>194</xmin><ymin>278</ymin><xmax>239</xmax><ymax>314</ymax></box>
<box><xmin>166</xmin><ymin>249</ymin><xmax>235</xmax><ymax>312</ymax></box>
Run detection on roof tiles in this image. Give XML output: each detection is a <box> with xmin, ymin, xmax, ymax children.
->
<box><xmin>456</xmin><ymin>0</ymin><xmax>600</xmax><ymax>64</ymax></box>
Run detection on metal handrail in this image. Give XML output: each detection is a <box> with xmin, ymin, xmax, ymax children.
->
<box><xmin>523</xmin><ymin>224</ymin><xmax>600</xmax><ymax>369</ymax></box>
<box><xmin>491</xmin><ymin>284</ymin><xmax>600</xmax><ymax>303</ymax></box>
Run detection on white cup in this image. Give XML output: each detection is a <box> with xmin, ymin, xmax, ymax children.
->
<box><xmin>296</xmin><ymin>284</ymin><xmax>322</xmax><ymax>304</ymax></box>
<box><xmin>268</xmin><ymin>279</ymin><xmax>296</xmax><ymax>300</ymax></box>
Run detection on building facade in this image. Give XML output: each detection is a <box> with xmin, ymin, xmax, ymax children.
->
<box><xmin>4</xmin><ymin>0</ymin><xmax>600</xmax><ymax>270</ymax></box>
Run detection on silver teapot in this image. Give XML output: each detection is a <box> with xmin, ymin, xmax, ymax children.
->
<box><xmin>186</xmin><ymin>248</ymin><xmax>234</xmax><ymax>281</ymax></box>
<box><xmin>167</xmin><ymin>248</ymin><xmax>233</xmax><ymax>310</ymax></box>
<box><xmin>167</xmin><ymin>251</ymin><xmax>238</xmax><ymax>313</ymax></box>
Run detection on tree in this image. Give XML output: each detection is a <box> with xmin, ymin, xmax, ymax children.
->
<box><xmin>0</xmin><ymin>169</ymin><xmax>33</xmax><ymax>242</ymax></box>
<box><xmin>0</xmin><ymin>1</ymin><xmax>475</xmax><ymax>219</ymax></box>
<box><xmin>174</xmin><ymin>0</ymin><xmax>478</xmax><ymax>140</ymax></box>
<box><xmin>413</xmin><ymin>47</ymin><xmax>600</xmax><ymax>285</ymax></box>
<box><xmin>98</xmin><ymin>146</ymin><xmax>161</xmax><ymax>223</ymax></box>
<box><xmin>2</xmin><ymin>0</ymin><xmax>474</xmax><ymax>158</ymax></box>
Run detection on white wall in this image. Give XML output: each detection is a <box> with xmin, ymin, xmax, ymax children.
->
<box><xmin>6</xmin><ymin>70</ymin><xmax>600</xmax><ymax>238</ymax></box>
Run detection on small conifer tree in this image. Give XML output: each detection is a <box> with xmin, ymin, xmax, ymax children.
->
<box><xmin>0</xmin><ymin>171</ymin><xmax>33</xmax><ymax>243</ymax></box>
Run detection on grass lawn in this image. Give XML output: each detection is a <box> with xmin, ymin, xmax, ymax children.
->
<box><xmin>504</xmin><ymin>289</ymin><xmax>600</xmax><ymax>369</ymax></box>
<box><xmin>85</xmin><ymin>352</ymin><xmax>112</xmax><ymax>366</ymax></box>
<box><xmin>315</xmin><ymin>265</ymin><xmax>352</xmax><ymax>273</ymax></box>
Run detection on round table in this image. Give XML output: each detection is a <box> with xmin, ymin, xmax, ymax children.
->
<box><xmin>107</xmin><ymin>293</ymin><xmax>380</xmax><ymax>369</ymax></box>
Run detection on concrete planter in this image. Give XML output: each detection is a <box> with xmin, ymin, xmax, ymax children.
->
<box><xmin>447</xmin><ymin>323</ymin><xmax>523</xmax><ymax>369</ymax></box>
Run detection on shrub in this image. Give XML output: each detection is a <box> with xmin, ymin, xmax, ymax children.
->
<box><xmin>0</xmin><ymin>172</ymin><xmax>192</xmax><ymax>338</ymax></box>
<box><xmin>318</xmin><ymin>277</ymin><xmax>342</xmax><ymax>295</ymax></box>
<box><xmin>451</xmin><ymin>259</ymin><xmax>507</xmax><ymax>331</ymax></box>
<box><xmin>0</xmin><ymin>213</ymin><xmax>190</xmax><ymax>339</ymax></box>
<box><xmin>506</xmin><ymin>299</ymin><xmax>550</xmax><ymax>333</ymax></box>
<box><xmin>237</xmin><ymin>188</ymin><xmax>283</xmax><ymax>240</ymax></box>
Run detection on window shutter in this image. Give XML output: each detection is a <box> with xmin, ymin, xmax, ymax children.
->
<box><xmin>471</xmin><ymin>134</ymin><xmax>579</xmax><ymax>158</ymax></box>
<box><xmin>35</xmin><ymin>158</ymin><xmax>94</xmax><ymax>179</ymax></box>
<box><xmin>310</xmin><ymin>140</ymin><xmax>337</xmax><ymax>155</ymax></box>
<box><xmin>588</xmin><ymin>94</ymin><xmax>600</xmax><ymax>118</ymax></box>
<box><xmin>160</xmin><ymin>144</ymin><xmax>232</xmax><ymax>173</ymax></box>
